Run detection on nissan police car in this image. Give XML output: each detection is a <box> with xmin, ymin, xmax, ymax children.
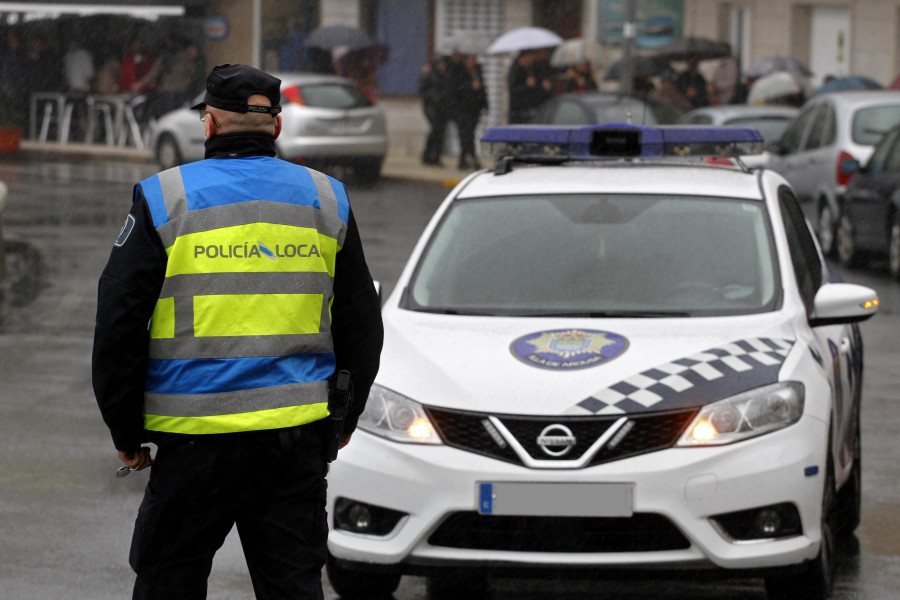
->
<box><xmin>326</xmin><ymin>124</ymin><xmax>879</xmax><ymax>600</ymax></box>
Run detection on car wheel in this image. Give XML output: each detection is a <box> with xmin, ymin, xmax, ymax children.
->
<box><xmin>426</xmin><ymin>573</ymin><xmax>490</xmax><ymax>600</ymax></box>
<box><xmin>325</xmin><ymin>552</ymin><xmax>400</xmax><ymax>599</ymax></box>
<box><xmin>836</xmin><ymin>411</ymin><xmax>862</xmax><ymax>537</ymax></box>
<box><xmin>353</xmin><ymin>157</ymin><xmax>383</xmax><ymax>185</ymax></box>
<box><xmin>889</xmin><ymin>214</ymin><xmax>900</xmax><ymax>281</ymax></box>
<box><xmin>155</xmin><ymin>134</ymin><xmax>182</xmax><ymax>171</ymax></box>
<box><xmin>818</xmin><ymin>202</ymin><xmax>837</xmax><ymax>257</ymax></box>
<box><xmin>836</xmin><ymin>212</ymin><xmax>859</xmax><ymax>267</ymax></box>
<box><xmin>765</xmin><ymin>451</ymin><xmax>835</xmax><ymax>600</ymax></box>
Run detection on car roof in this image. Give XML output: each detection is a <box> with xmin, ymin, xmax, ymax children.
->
<box><xmin>808</xmin><ymin>89</ymin><xmax>900</xmax><ymax>108</ymax></box>
<box><xmin>273</xmin><ymin>72</ymin><xmax>358</xmax><ymax>88</ymax></box>
<box><xmin>456</xmin><ymin>162</ymin><xmax>765</xmax><ymax>201</ymax></box>
<box><xmin>683</xmin><ymin>104</ymin><xmax>799</xmax><ymax>120</ymax></box>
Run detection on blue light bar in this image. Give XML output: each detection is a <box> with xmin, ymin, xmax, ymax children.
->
<box><xmin>481</xmin><ymin>123</ymin><xmax>764</xmax><ymax>161</ymax></box>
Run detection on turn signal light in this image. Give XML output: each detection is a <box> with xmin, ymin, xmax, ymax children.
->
<box><xmin>861</xmin><ymin>298</ymin><xmax>879</xmax><ymax>310</ymax></box>
<box><xmin>283</xmin><ymin>85</ymin><xmax>304</xmax><ymax>105</ymax></box>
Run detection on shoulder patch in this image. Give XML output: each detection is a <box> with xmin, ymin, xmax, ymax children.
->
<box><xmin>115</xmin><ymin>214</ymin><xmax>136</xmax><ymax>247</ymax></box>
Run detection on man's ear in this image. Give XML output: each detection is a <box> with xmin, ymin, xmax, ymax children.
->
<box><xmin>204</xmin><ymin>113</ymin><xmax>217</xmax><ymax>139</ymax></box>
<box><xmin>274</xmin><ymin>114</ymin><xmax>282</xmax><ymax>140</ymax></box>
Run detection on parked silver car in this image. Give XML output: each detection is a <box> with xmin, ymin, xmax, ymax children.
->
<box><xmin>150</xmin><ymin>72</ymin><xmax>388</xmax><ymax>183</ymax></box>
<box><xmin>764</xmin><ymin>90</ymin><xmax>900</xmax><ymax>255</ymax></box>
<box><xmin>679</xmin><ymin>104</ymin><xmax>798</xmax><ymax>169</ymax></box>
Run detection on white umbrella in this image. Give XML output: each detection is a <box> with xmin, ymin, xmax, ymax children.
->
<box><xmin>747</xmin><ymin>71</ymin><xmax>805</xmax><ymax>105</ymax></box>
<box><xmin>550</xmin><ymin>39</ymin><xmax>603</xmax><ymax>68</ymax></box>
<box><xmin>487</xmin><ymin>27</ymin><xmax>564</xmax><ymax>55</ymax></box>
<box><xmin>440</xmin><ymin>30</ymin><xmax>495</xmax><ymax>55</ymax></box>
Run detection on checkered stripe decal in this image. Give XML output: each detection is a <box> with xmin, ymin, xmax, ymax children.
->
<box><xmin>567</xmin><ymin>338</ymin><xmax>794</xmax><ymax>415</ymax></box>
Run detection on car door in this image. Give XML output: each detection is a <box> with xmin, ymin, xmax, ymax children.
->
<box><xmin>801</xmin><ymin>101</ymin><xmax>837</xmax><ymax>207</ymax></box>
<box><xmin>769</xmin><ymin>103</ymin><xmax>820</xmax><ymax>211</ymax></box>
<box><xmin>779</xmin><ymin>187</ymin><xmax>854</xmax><ymax>474</ymax></box>
<box><xmin>844</xmin><ymin>127</ymin><xmax>899</xmax><ymax>252</ymax></box>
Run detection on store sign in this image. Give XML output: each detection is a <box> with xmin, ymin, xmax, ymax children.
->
<box><xmin>204</xmin><ymin>15</ymin><xmax>229</xmax><ymax>40</ymax></box>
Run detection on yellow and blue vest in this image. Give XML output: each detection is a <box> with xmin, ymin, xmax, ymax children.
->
<box><xmin>139</xmin><ymin>156</ymin><xmax>349</xmax><ymax>435</ymax></box>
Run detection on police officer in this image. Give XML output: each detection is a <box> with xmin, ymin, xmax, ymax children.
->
<box><xmin>92</xmin><ymin>64</ymin><xmax>383</xmax><ymax>600</ymax></box>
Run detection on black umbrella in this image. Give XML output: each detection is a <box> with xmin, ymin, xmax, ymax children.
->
<box><xmin>653</xmin><ymin>37</ymin><xmax>731</xmax><ymax>62</ymax></box>
<box><xmin>603</xmin><ymin>56</ymin><xmax>671</xmax><ymax>81</ymax></box>
<box><xmin>306</xmin><ymin>25</ymin><xmax>373</xmax><ymax>50</ymax></box>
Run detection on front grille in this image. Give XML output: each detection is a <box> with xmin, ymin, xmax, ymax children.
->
<box><xmin>428</xmin><ymin>512</ymin><xmax>690</xmax><ymax>552</ymax></box>
<box><xmin>425</xmin><ymin>407</ymin><xmax>698</xmax><ymax>467</ymax></box>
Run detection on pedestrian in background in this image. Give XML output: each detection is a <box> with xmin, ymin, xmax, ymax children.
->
<box><xmin>507</xmin><ymin>49</ymin><xmax>552</xmax><ymax>124</ymax></box>
<box><xmin>675</xmin><ymin>56</ymin><xmax>709</xmax><ymax>108</ymax></box>
<box><xmin>564</xmin><ymin>59</ymin><xmax>598</xmax><ymax>93</ymax></box>
<box><xmin>450</xmin><ymin>53</ymin><xmax>488</xmax><ymax>170</ymax></box>
<box><xmin>92</xmin><ymin>63</ymin><xmax>384</xmax><ymax>599</ymax></box>
<box><xmin>419</xmin><ymin>55</ymin><xmax>450</xmax><ymax>166</ymax></box>
<box><xmin>119</xmin><ymin>38</ymin><xmax>157</xmax><ymax>94</ymax></box>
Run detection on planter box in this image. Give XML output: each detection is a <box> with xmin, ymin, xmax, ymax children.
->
<box><xmin>0</xmin><ymin>127</ymin><xmax>24</xmax><ymax>153</ymax></box>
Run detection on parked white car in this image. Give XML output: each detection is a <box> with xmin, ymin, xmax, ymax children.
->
<box><xmin>325</xmin><ymin>124</ymin><xmax>879</xmax><ymax>600</ymax></box>
<box><xmin>150</xmin><ymin>73</ymin><xmax>388</xmax><ymax>183</ymax></box>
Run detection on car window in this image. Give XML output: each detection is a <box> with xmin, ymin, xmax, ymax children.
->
<box><xmin>882</xmin><ymin>130</ymin><xmax>900</xmax><ymax>173</ymax></box>
<box><xmin>682</xmin><ymin>114</ymin><xmax>713</xmax><ymax>125</ymax></box>
<box><xmin>589</xmin><ymin>99</ymin><xmax>658</xmax><ymax>125</ymax></box>
<box><xmin>548</xmin><ymin>100</ymin><xmax>590</xmax><ymax>125</ymax></box>
<box><xmin>407</xmin><ymin>194</ymin><xmax>779</xmax><ymax>317</ymax></box>
<box><xmin>821</xmin><ymin>104</ymin><xmax>836</xmax><ymax>146</ymax></box>
<box><xmin>725</xmin><ymin>116</ymin><xmax>792</xmax><ymax>143</ymax></box>
<box><xmin>865</xmin><ymin>128</ymin><xmax>897</xmax><ymax>174</ymax></box>
<box><xmin>287</xmin><ymin>83</ymin><xmax>372</xmax><ymax>109</ymax></box>
<box><xmin>804</xmin><ymin>104</ymin><xmax>833</xmax><ymax>150</ymax></box>
<box><xmin>852</xmin><ymin>104</ymin><xmax>900</xmax><ymax>146</ymax></box>
<box><xmin>778</xmin><ymin>186</ymin><xmax>823</xmax><ymax>314</ymax></box>
<box><xmin>779</xmin><ymin>105</ymin><xmax>817</xmax><ymax>154</ymax></box>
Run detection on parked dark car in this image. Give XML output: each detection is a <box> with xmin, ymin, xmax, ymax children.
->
<box><xmin>532</xmin><ymin>92</ymin><xmax>685</xmax><ymax>127</ymax></box>
<box><xmin>836</xmin><ymin>122</ymin><xmax>900</xmax><ymax>279</ymax></box>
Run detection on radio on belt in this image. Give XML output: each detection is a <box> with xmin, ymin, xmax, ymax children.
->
<box><xmin>480</xmin><ymin>123</ymin><xmax>765</xmax><ymax>163</ymax></box>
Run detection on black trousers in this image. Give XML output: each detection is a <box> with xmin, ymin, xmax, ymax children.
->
<box><xmin>422</xmin><ymin>106</ymin><xmax>448</xmax><ymax>164</ymax></box>
<box><xmin>130</xmin><ymin>423</ymin><xmax>329</xmax><ymax>600</ymax></box>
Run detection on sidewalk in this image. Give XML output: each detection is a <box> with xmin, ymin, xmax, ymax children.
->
<box><xmin>15</xmin><ymin>140</ymin><xmax>474</xmax><ymax>188</ymax></box>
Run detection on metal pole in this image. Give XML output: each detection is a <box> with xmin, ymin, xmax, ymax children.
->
<box><xmin>252</xmin><ymin>0</ymin><xmax>262</xmax><ymax>69</ymax></box>
<box><xmin>620</xmin><ymin>0</ymin><xmax>636</xmax><ymax>96</ymax></box>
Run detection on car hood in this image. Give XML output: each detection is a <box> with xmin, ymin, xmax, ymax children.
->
<box><xmin>377</xmin><ymin>309</ymin><xmax>797</xmax><ymax>417</ymax></box>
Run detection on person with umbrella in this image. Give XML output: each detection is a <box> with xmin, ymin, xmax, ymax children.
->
<box><xmin>675</xmin><ymin>56</ymin><xmax>709</xmax><ymax>109</ymax></box>
<box><xmin>564</xmin><ymin>59</ymin><xmax>598</xmax><ymax>93</ymax></box>
<box><xmin>507</xmin><ymin>49</ymin><xmax>553</xmax><ymax>124</ymax></box>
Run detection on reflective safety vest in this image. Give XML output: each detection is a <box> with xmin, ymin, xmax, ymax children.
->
<box><xmin>139</xmin><ymin>156</ymin><xmax>349</xmax><ymax>435</ymax></box>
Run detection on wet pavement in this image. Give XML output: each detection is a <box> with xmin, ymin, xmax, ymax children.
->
<box><xmin>1</xmin><ymin>154</ymin><xmax>899</xmax><ymax>599</ymax></box>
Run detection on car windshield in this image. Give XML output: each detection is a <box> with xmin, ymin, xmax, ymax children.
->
<box><xmin>289</xmin><ymin>83</ymin><xmax>372</xmax><ymax>109</ymax></box>
<box><xmin>726</xmin><ymin>116</ymin><xmax>792</xmax><ymax>143</ymax></box>
<box><xmin>406</xmin><ymin>194</ymin><xmax>780</xmax><ymax>317</ymax></box>
<box><xmin>852</xmin><ymin>104</ymin><xmax>900</xmax><ymax>145</ymax></box>
<box><xmin>585</xmin><ymin>98</ymin><xmax>680</xmax><ymax>125</ymax></box>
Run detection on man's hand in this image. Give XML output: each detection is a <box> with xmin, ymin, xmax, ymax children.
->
<box><xmin>338</xmin><ymin>434</ymin><xmax>352</xmax><ymax>451</ymax></box>
<box><xmin>118</xmin><ymin>446</ymin><xmax>154</xmax><ymax>471</ymax></box>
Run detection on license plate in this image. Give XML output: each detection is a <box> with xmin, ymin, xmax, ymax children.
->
<box><xmin>477</xmin><ymin>482</ymin><xmax>633</xmax><ymax>517</ymax></box>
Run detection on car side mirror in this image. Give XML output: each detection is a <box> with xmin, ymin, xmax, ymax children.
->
<box><xmin>809</xmin><ymin>283</ymin><xmax>879</xmax><ymax>327</ymax></box>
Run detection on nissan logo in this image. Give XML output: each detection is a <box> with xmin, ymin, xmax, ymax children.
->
<box><xmin>536</xmin><ymin>424</ymin><xmax>577</xmax><ymax>457</ymax></box>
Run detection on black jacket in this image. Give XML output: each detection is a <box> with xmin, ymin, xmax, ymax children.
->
<box><xmin>92</xmin><ymin>132</ymin><xmax>384</xmax><ymax>451</ymax></box>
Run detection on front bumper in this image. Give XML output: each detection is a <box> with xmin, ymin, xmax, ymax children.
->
<box><xmin>327</xmin><ymin>416</ymin><xmax>828</xmax><ymax>575</ymax></box>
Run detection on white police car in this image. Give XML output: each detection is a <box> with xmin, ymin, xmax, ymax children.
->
<box><xmin>326</xmin><ymin>124</ymin><xmax>879</xmax><ymax>600</ymax></box>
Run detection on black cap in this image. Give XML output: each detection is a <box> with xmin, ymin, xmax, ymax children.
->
<box><xmin>191</xmin><ymin>63</ymin><xmax>282</xmax><ymax>116</ymax></box>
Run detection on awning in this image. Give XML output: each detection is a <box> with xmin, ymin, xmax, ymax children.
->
<box><xmin>0</xmin><ymin>2</ymin><xmax>184</xmax><ymax>22</ymax></box>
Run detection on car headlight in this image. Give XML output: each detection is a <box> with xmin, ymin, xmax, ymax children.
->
<box><xmin>677</xmin><ymin>382</ymin><xmax>804</xmax><ymax>446</ymax></box>
<box><xmin>357</xmin><ymin>384</ymin><xmax>442</xmax><ymax>444</ymax></box>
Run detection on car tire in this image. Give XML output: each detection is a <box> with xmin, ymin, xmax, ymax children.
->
<box><xmin>764</xmin><ymin>450</ymin><xmax>835</xmax><ymax>600</ymax></box>
<box><xmin>155</xmin><ymin>134</ymin><xmax>183</xmax><ymax>171</ymax></box>
<box><xmin>426</xmin><ymin>573</ymin><xmax>490</xmax><ymax>600</ymax></box>
<box><xmin>836</xmin><ymin>411</ymin><xmax>862</xmax><ymax>537</ymax></box>
<box><xmin>836</xmin><ymin>212</ymin><xmax>860</xmax><ymax>267</ymax></box>
<box><xmin>818</xmin><ymin>202</ymin><xmax>837</xmax><ymax>257</ymax></box>
<box><xmin>353</xmin><ymin>157</ymin><xmax>383</xmax><ymax>185</ymax></box>
<box><xmin>889</xmin><ymin>213</ymin><xmax>900</xmax><ymax>281</ymax></box>
<box><xmin>325</xmin><ymin>552</ymin><xmax>400</xmax><ymax>599</ymax></box>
